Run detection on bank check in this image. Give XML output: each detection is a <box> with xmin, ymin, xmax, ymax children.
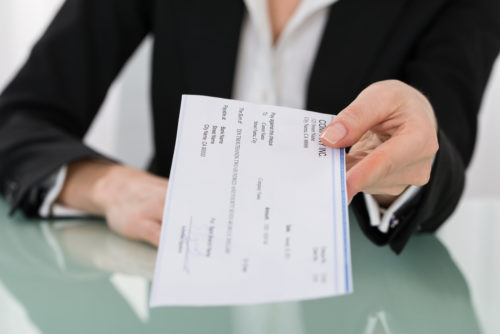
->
<box><xmin>150</xmin><ymin>95</ymin><xmax>352</xmax><ymax>306</ymax></box>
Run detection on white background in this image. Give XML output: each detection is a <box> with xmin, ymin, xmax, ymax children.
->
<box><xmin>0</xmin><ymin>0</ymin><xmax>499</xmax><ymax>333</ymax></box>
<box><xmin>0</xmin><ymin>0</ymin><xmax>154</xmax><ymax>169</ymax></box>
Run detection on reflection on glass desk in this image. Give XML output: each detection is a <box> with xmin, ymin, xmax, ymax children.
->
<box><xmin>438</xmin><ymin>198</ymin><xmax>500</xmax><ymax>334</ymax></box>
<box><xmin>0</xmin><ymin>200</ymin><xmax>484</xmax><ymax>334</ymax></box>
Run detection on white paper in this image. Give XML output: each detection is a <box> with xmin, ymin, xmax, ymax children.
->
<box><xmin>150</xmin><ymin>95</ymin><xmax>352</xmax><ymax>307</ymax></box>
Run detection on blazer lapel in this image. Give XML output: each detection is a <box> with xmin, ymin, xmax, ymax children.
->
<box><xmin>307</xmin><ymin>0</ymin><xmax>409</xmax><ymax>114</ymax></box>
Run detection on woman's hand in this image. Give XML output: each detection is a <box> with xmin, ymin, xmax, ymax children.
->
<box><xmin>57</xmin><ymin>160</ymin><xmax>168</xmax><ymax>246</ymax></box>
<box><xmin>320</xmin><ymin>80</ymin><xmax>439</xmax><ymax>207</ymax></box>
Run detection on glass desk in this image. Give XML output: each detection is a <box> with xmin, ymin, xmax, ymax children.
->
<box><xmin>0</xmin><ymin>199</ymin><xmax>490</xmax><ymax>334</ymax></box>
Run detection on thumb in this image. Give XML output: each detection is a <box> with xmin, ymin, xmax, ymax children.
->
<box><xmin>320</xmin><ymin>81</ymin><xmax>403</xmax><ymax>148</ymax></box>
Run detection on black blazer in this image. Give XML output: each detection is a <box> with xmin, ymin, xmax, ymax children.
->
<box><xmin>0</xmin><ymin>0</ymin><xmax>499</xmax><ymax>253</ymax></box>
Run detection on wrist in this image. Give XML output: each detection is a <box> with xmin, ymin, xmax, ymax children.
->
<box><xmin>58</xmin><ymin>160</ymin><xmax>121</xmax><ymax>215</ymax></box>
<box><xmin>91</xmin><ymin>163</ymin><xmax>127</xmax><ymax>214</ymax></box>
<box><xmin>372</xmin><ymin>193</ymin><xmax>402</xmax><ymax>208</ymax></box>
<box><xmin>372</xmin><ymin>182</ymin><xmax>414</xmax><ymax>208</ymax></box>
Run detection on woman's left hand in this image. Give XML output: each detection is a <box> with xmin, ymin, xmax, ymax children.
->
<box><xmin>320</xmin><ymin>80</ymin><xmax>439</xmax><ymax>207</ymax></box>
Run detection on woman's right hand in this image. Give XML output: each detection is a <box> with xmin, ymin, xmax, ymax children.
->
<box><xmin>57</xmin><ymin>160</ymin><xmax>168</xmax><ymax>246</ymax></box>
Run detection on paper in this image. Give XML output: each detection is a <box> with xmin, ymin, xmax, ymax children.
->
<box><xmin>150</xmin><ymin>95</ymin><xmax>352</xmax><ymax>306</ymax></box>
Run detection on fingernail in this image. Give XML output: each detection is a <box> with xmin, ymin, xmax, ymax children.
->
<box><xmin>320</xmin><ymin>123</ymin><xmax>347</xmax><ymax>145</ymax></box>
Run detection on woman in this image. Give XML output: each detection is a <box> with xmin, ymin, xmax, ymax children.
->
<box><xmin>0</xmin><ymin>0</ymin><xmax>499</xmax><ymax>252</ymax></box>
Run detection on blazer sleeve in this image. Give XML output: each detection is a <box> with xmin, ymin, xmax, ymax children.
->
<box><xmin>352</xmin><ymin>0</ymin><xmax>500</xmax><ymax>253</ymax></box>
<box><xmin>0</xmin><ymin>0</ymin><xmax>152</xmax><ymax>216</ymax></box>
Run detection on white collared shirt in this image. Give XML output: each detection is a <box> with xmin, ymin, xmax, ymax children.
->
<box><xmin>42</xmin><ymin>0</ymin><xmax>420</xmax><ymax>233</ymax></box>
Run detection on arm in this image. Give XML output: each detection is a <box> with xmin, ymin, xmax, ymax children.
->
<box><xmin>321</xmin><ymin>0</ymin><xmax>500</xmax><ymax>253</ymax></box>
<box><xmin>0</xmin><ymin>0</ymin><xmax>156</xmax><ymax>238</ymax></box>
<box><xmin>56</xmin><ymin>160</ymin><xmax>166</xmax><ymax>246</ymax></box>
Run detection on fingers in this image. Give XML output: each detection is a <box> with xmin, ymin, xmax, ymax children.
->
<box><xmin>318</xmin><ymin>80</ymin><xmax>438</xmax><ymax>203</ymax></box>
<box><xmin>135</xmin><ymin>219</ymin><xmax>162</xmax><ymax>247</ymax></box>
<box><xmin>346</xmin><ymin>134</ymin><xmax>434</xmax><ymax>201</ymax></box>
<box><xmin>108</xmin><ymin>213</ymin><xmax>162</xmax><ymax>247</ymax></box>
<box><xmin>320</xmin><ymin>80</ymin><xmax>405</xmax><ymax>148</ymax></box>
<box><xmin>136</xmin><ymin>197</ymin><xmax>164</xmax><ymax>246</ymax></box>
<box><xmin>148</xmin><ymin>194</ymin><xmax>166</xmax><ymax>221</ymax></box>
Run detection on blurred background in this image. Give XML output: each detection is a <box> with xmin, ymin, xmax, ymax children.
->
<box><xmin>1</xmin><ymin>0</ymin><xmax>499</xmax><ymax>333</ymax></box>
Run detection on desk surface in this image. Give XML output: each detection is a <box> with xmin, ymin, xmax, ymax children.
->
<box><xmin>0</xmin><ymin>200</ymin><xmax>489</xmax><ymax>334</ymax></box>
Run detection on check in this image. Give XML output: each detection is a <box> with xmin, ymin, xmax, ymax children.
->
<box><xmin>150</xmin><ymin>95</ymin><xmax>352</xmax><ymax>306</ymax></box>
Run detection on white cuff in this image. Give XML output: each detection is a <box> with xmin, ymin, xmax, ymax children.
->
<box><xmin>38</xmin><ymin>166</ymin><xmax>88</xmax><ymax>218</ymax></box>
<box><xmin>39</xmin><ymin>166</ymin><xmax>68</xmax><ymax>217</ymax></box>
<box><xmin>363</xmin><ymin>185</ymin><xmax>422</xmax><ymax>234</ymax></box>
